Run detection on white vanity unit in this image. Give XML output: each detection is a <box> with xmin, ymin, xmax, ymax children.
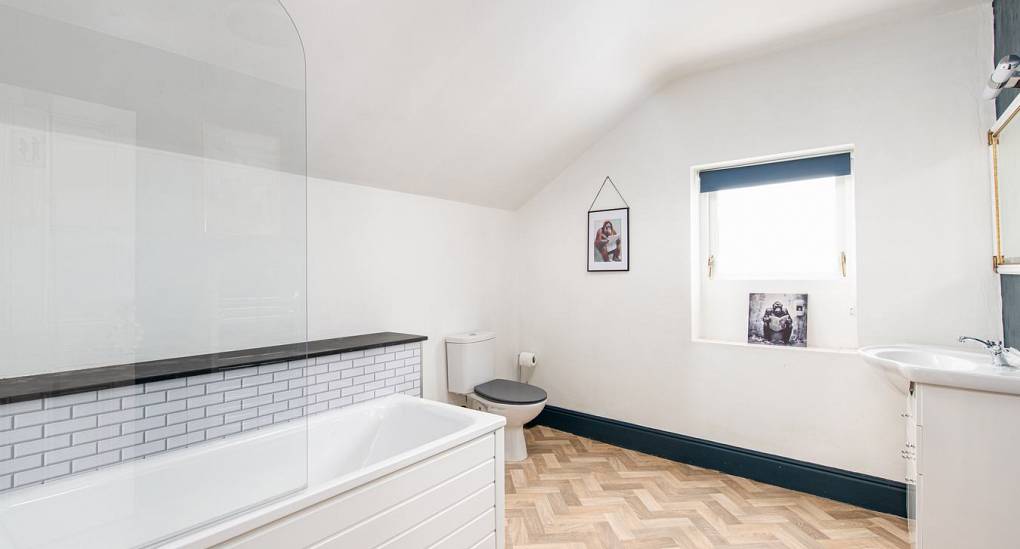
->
<box><xmin>861</xmin><ymin>345</ymin><xmax>1020</xmax><ymax>549</ymax></box>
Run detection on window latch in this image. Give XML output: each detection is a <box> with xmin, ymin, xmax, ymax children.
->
<box><xmin>840</xmin><ymin>251</ymin><xmax>847</xmax><ymax>278</ymax></box>
<box><xmin>708</xmin><ymin>254</ymin><xmax>715</xmax><ymax>279</ymax></box>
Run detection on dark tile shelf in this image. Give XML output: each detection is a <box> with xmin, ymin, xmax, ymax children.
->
<box><xmin>0</xmin><ymin>332</ymin><xmax>427</xmax><ymax>405</ymax></box>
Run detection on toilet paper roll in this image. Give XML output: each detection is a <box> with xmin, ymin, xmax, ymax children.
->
<box><xmin>518</xmin><ymin>352</ymin><xmax>537</xmax><ymax>368</ymax></box>
<box><xmin>518</xmin><ymin>352</ymin><xmax>538</xmax><ymax>383</ymax></box>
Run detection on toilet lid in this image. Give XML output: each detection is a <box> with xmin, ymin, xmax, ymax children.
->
<box><xmin>474</xmin><ymin>379</ymin><xmax>547</xmax><ymax>405</ymax></box>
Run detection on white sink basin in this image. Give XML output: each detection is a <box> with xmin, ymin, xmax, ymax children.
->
<box><xmin>859</xmin><ymin>344</ymin><xmax>1020</xmax><ymax>395</ymax></box>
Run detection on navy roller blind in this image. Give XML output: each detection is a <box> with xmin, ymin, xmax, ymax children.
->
<box><xmin>699</xmin><ymin>152</ymin><xmax>851</xmax><ymax>193</ymax></box>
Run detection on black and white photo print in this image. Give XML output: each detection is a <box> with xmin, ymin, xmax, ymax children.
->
<box><xmin>747</xmin><ymin>293</ymin><xmax>808</xmax><ymax>347</ymax></box>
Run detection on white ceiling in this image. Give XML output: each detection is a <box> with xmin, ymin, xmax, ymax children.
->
<box><xmin>283</xmin><ymin>0</ymin><xmax>983</xmax><ymax>209</ymax></box>
<box><xmin>1</xmin><ymin>0</ymin><xmax>986</xmax><ymax>209</ymax></box>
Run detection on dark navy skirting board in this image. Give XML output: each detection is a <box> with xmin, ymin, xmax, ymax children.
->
<box><xmin>531</xmin><ymin>405</ymin><xmax>907</xmax><ymax>517</ymax></box>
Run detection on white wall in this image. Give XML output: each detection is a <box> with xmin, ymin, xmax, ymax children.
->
<box><xmin>307</xmin><ymin>178</ymin><xmax>519</xmax><ymax>403</ymax></box>
<box><xmin>514</xmin><ymin>4</ymin><xmax>998</xmax><ymax>481</ymax></box>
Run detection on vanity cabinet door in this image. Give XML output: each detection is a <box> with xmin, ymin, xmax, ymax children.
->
<box><xmin>903</xmin><ymin>389</ymin><xmax>919</xmax><ymax>546</ymax></box>
<box><xmin>915</xmin><ymin>384</ymin><xmax>1020</xmax><ymax>549</ymax></box>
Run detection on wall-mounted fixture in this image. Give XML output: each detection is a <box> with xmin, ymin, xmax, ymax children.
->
<box><xmin>984</xmin><ymin>54</ymin><xmax>1020</xmax><ymax>100</ymax></box>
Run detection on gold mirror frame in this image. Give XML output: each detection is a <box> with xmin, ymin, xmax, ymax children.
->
<box><xmin>989</xmin><ymin>93</ymin><xmax>1020</xmax><ymax>269</ymax></box>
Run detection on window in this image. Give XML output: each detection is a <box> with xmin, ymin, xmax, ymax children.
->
<box><xmin>708</xmin><ymin>176</ymin><xmax>850</xmax><ymax>279</ymax></box>
<box><xmin>692</xmin><ymin>150</ymin><xmax>857</xmax><ymax>349</ymax></box>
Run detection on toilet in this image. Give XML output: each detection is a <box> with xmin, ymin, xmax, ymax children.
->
<box><xmin>445</xmin><ymin>331</ymin><xmax>547</xmax><ymax>461</ymax></box>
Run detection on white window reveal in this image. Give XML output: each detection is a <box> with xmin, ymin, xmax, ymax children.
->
<box><xmin>692</xmin><ymin>149</ymin><xmax>858</xmax><ymax>350</ymax></box>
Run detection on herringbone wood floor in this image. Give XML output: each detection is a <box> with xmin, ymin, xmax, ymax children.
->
<box><xmin>505</xmin><ymin>426</ymin><xmax>910</xmax><ymax>549</ymax></box>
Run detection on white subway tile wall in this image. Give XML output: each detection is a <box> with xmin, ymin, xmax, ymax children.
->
<box><xmin>0</xmin><ymin>342</ymin><xmax>422</xmax><ymax>492</ymax></box>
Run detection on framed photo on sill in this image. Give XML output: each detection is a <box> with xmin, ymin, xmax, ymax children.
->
<box><xmin>747</xmin><ymin>293</ymin><xmax>808</xmax><ymax>347</ymax></box>
<box><xmin>588</xmin><ymin>207</ymin><xmax>629</xmax><ymax>272</ymax></box>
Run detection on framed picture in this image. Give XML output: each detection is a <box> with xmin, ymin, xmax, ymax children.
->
<box><xmin>588</xmin><ymin>207</ymin><xmax>629</xmax><ymax>272</ymax></box>
<box><xmin>747</xmin><ymin>293</ymin><xmax>808</xmax><ymax>347</ymax></box>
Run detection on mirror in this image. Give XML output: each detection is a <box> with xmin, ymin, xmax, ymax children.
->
<box><xmin>991</xmin><ymin>97</ymin><xmax>1020</xmax><ymax>267</ymax></box>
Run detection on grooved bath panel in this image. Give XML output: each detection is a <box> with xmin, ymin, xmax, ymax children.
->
<box><xmin>0</xmin><ymin>342</ymin><xmax>422</xmax><ymax>493</ymax></box>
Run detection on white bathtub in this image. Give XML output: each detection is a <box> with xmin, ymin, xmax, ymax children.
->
<box><xmin>0</xmin><ymin>395</ymin><xmax>506</xmax><ymax>549</ymax></box>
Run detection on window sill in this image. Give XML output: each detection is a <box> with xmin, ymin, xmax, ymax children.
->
<box><xmin>691</xmin><ymin>338</ymin><xmax>859</xmax><ymax>355</ymax></box>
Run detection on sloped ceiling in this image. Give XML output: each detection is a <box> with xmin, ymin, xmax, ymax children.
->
<box><xmin>0</xmin><ymin>0</ymin><xmax>986</xmax><ymax>209</ymax></box>
<box><xmin>283</xmin><ymin>0</ymin><xmax>985</xmax><ymax>209</ymax></box>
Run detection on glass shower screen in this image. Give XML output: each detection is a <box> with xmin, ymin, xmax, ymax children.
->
<box><xmin>0</xmin><ymin>0</ymin><xmax>307</xmax><ymax>544</ymax></box>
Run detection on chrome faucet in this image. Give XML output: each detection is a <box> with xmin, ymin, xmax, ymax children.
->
<box><xmin>959</xmin><ymin>336</ymin><xmax>1016</xmax><ymax>368</ymax></box>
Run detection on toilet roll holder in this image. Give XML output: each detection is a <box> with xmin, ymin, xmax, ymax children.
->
<box><xmin>517</xmin><ymin>351</ymin><xmax>537</xmax><ymax>383</ymax></box>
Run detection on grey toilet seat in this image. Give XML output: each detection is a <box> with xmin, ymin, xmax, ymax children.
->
<box><xmin>473</xmin><ymin>379</ymin><xmax>547</xmax><ymax>405</ymax></box>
